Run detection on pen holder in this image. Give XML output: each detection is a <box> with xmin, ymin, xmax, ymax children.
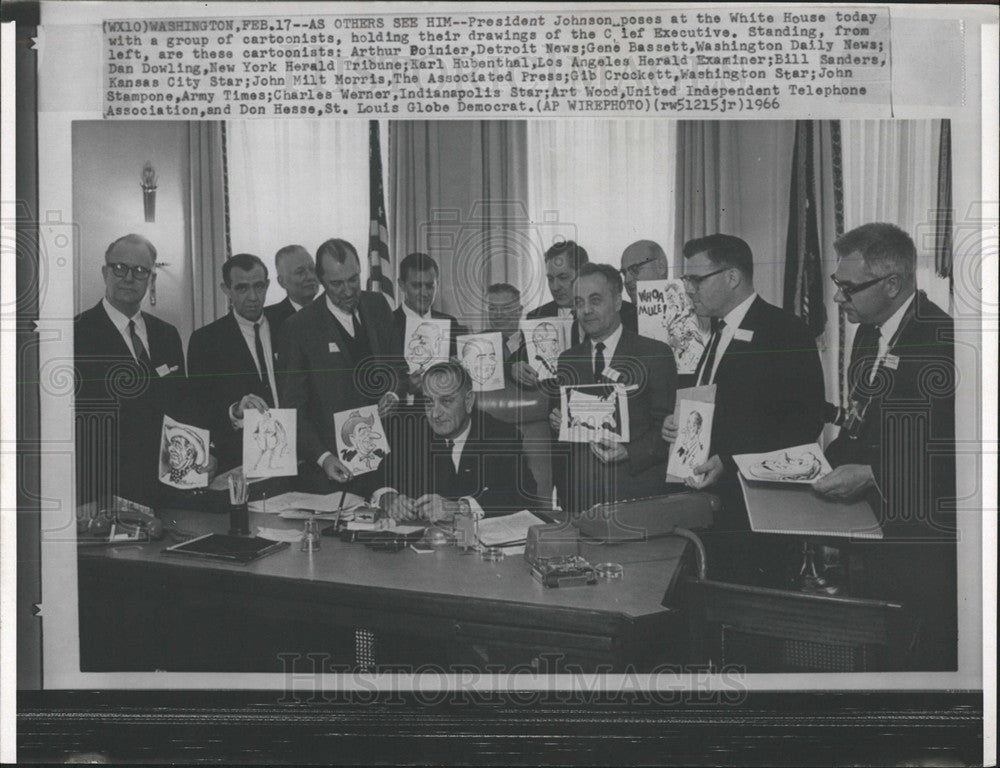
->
<box><xmin>228</xmin><ymin>501</ymin><xmax>250</xmax><ymax>536</ymax></box>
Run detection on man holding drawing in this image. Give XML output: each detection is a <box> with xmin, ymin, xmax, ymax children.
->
<box><xmin>661</xmin><ymin>234</ymin><xmax>825</xmax><ymax>580</ymax></box>
<box><xmin>549</xmin><ymin>263</ymin><xmax>677</xmax><ymax>513</ymax></box>
<box><xmin>816</xmin><ymin>223</ymin><xmax>956</xmax><ymax>669</ymax></box>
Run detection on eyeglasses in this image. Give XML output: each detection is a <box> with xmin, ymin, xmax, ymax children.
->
<box><xmin>107</xmin><ymin>262</ymin><xmax>153</xmax><ymax>280</ymax></box>
<box><xmin>829</xmin><ymin>273</ymin><xmax>892</xmax><ymax>299</ymax></box>
<box><xmin>619</xmin><ymin>257</ymin><xmax>657</xmax><ymax>279</ymax></box>
<box><xmin>679</xmin><ymin>267</ymin><xmax>729</xmax><ymax>288</ymax></box>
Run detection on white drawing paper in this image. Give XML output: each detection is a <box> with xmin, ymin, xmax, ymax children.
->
<box><xmin>333</xmin><ymin>405</ymin><xmax>390</xmax><ymax>475</ymax></box>
<box><xmin>734</xmin><ymin>443</ymin><xmax>834</xmax><ymax>484</ymax></box>
<box><xmin>666</xmin><ymin>399</ymin><xmax>715</xmax><ymax>481</ymax></box>
<box><xmin>522</xmin><ymin>317</ymin><xmax>572</xmax><ymax>380</ymax></box>
<box><xmin>243</xmin><ymin>408</ymin><xmax>297</xmax><ymax>479</ymax></box>
<box><xmin>404</xmin><ymin>317</ymin><xmax>451</xmax><ymax>374</ymax></box>
<box><xmin>636</xmin><ymin>279</ymin><xmax>708</xmax><ymax>374</ymax></box>
<box><xmin>158</xmin><ymin>415</ymin><xmax>211</xmax><ymax>489</ymax></box>
<box><xmin>457</xmin><ymin>332</ymin><xmax>505</xmax><ymax>391</ymax></box>
<box><xmin>559</xmin><ymin>383</ymin><xmax>630</xmax><ymax>444</ymax></box>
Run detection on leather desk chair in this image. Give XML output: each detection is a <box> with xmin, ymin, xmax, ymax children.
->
<box><xmin>475</xmin><ymin>381</ymin><xmax>554</xmax><ymax>506</ymax></box>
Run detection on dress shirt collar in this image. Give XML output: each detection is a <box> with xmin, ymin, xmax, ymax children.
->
<box><xmin>289</xmin><ymin>297</ymin><xmax>307</xmax><ymax>313</ymax></box>
<box><xmin>505</xmin><ymin>330</ymin><xmax>523</xmax><ymax>355</ymax></box>
<box><xmin>448</xmin><ymin>418</ymin><xmax>473</xmax><ymax>470</ymax></box>
<box><xmin>325</xmin><ymin>294</ymin><xmax>357</xmax><ymax>336</ymax></box>
<box><xmin>232</xmin><ymin>309</ymin><xmax>267</xmax><ymax>333</ymax></box>
<box><xmin>721</xmin><ymin>292</ymin><xmax>758</xmax><ymax>332</ymax></box>
<box><xmin>102</xmin><ymin>297</ymin><xmax>143</xmax><ymax>332</ymax></box>
<box><xmin>557</xmin><ymin>306</ymin><xmax>573</xmax><ymax>319</ymax></box>
<box><xmin>590</xmin><ymin>322</ymin><xmax>624</xmax><ymax>364</ymax></box>
<box><xmin>878</xmin><ymin>291</ymin><xmax>915</xmax><ymax>347</ymax></box>
<box><xmin>401</xmin><ymin>301</ymin><xmax>431</xmax><ymax>321</ymax></box>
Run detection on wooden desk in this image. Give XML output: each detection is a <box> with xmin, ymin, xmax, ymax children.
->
<box><xmin>78</xmin><ymin>507</ymin><xmax>691</xmax><ymax>673</ymax></box>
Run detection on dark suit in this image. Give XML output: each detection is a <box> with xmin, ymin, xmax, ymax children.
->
<box><xmin>279</xmin><ymin>292</ymin><xmax>401</xmax><ymax>495</ymax></box>
<box><xmin>74</xmin><ymin>301</ymin><xmax>188</xmax><ymax>506</ymax></box>
<box><xmin>620</xmin><ymin>300</ymin><xmax>639</xmax><ymax>334</ymax></box>
<box><xmin>554</xmin><ymin>328</ymin><xmax>678</xmax><ymax>512</ymax></box>
<box><xmin>384</xmin><ymin>411</ymin><xmax>538</xmax><ymax>516</ymax></box>
<box><xmin>263</xmin><ymin>296</ymin><xmax>297</xmax><ymax>334</ymax></box>
<box><xmin>187</xmin><ymin>312</ymin><xmax>278</xmax><ymax>472</ymax></box>
<box><xmin>704</xmin><ymin>296</ymin><xmax>825</xmax><ymax>470</ymax></box>
<box><xmin>826</xmin><ymin>291</ymin><xmax>956</xmax><ymax>670</ymax></box>
<box><xmin>692</xmin><ymin>295</ymin><xmax>825</xmax><ymax>583</ymax></box>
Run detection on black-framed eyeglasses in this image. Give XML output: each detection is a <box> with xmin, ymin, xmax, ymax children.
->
<box><xmin>107</xmin><ymin>262</ymin><xmax>153</xmax><ymax>280</ymax></box>
<box><xmin>619</xmin><ymin>257</ymin><xmax>657</xmax><ymax>279</ymax></box>
<box><xmin>830</xmin><ymin>273</ymin><xmax>892</xmax><ymax>298</ymax></box>
<box><xmin>679</xmin><ymin>267</ymin><xmax>729</xmax><ymax>288</ymax></box>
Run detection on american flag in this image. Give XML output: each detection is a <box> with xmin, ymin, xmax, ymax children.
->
<box><xmin>783</xmin><ymin>120</ymin><xmax>826</xmax><ymax>337</ymax></box>
<box><xmin>366</xmin><ymin>120</ymin><xmax>395</xmax><ymax>304</ymax></box>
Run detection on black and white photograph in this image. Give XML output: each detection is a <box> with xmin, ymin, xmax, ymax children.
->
<box><xmin>2</xmin><ymin>2</ymin><xmax>994</xmax><ymax>765</ymax></box>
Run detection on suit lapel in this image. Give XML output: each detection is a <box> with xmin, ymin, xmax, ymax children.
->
<box><xmin>222</xmin><ymin>312</ymin><xmax>261</xmax><ymax>380</ymax></box>
<box><xmin>95</xmin><ymin>303</ymin><xmax>134</xmax><ymax>359</ymax></box>
<box><xmin>320</xmin><ymin>301</ymin><xmax>353</xmax><ymax>367</ymax></box>
<box><xmin>713</xmin><ymin>296</ymin><xmax>764</xmax><ymax>382</ymax></box>
<box><xmin>360</xmin><ymin>296</ymin><xmax>382</xmax><ymax>355</ymax></box>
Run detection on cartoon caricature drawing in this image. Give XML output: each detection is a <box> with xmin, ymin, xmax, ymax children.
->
<box><xmin>750</xmin><ymin>450</ymin><xmax>825</xmax><ymax>482</ymax></box>
<box><xmin>337</xmin><ymin>408</ymin><xmax>388</xmax><ymax>473</ymax></box>
<box><xmin>251</xmin><ymin>411</ymin><xmax>289</xmax><ymax>472</ymax></box>
<box><xmin>159</xmin><ymin>417</ymin><xmax>211</xmax><ymax>489</ymax></box>
<box><xmin>407</xmin><ymin>321</ymin><xmax>444</xmax><ymax>374</ymax></box>
<box><xmin>457</xmin><ymin>334</ymin><xmax>504</xmax><ymax>391</ymax></box>
<box><xmin>674</xmin><ymin>410</ymin><xmax>706</xmax><ymax>470</ymax></box>
<box><xmin>531</xmin><ymin>321</ymin><xmax>562</xmax><ymax>376</ymax></box>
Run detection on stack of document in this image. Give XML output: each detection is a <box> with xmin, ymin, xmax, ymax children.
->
<box><xmin>476</xmin><ymin>510</ymin><xmax>547</xmax><ymax>548</ymax></box>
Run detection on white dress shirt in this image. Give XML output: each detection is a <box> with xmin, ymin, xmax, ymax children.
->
<box><xmin>401</xmin><ymin>301</ymin><xmax>431</xmax><ymax>321</ymax></box>
<box><xmin>102</xmin><ymin>298</ymin><xmax>149</xmax><ymax>363</ymax></box>
<box><xmin>232</xmin><ymin>311</ymin><xmax>278</xmax><ymax>405</ymax></box>
<box><xmin>869</xmin><ymin>292</ymin><xmax>915</xmax><ymax>384</ymax></box>
<box><xmin>557</xmin><ymin>306</ymin><xmax>573</xmax><ymax>320</ymax></box>
<box><xmin>590</xmin><ymin>322</ymin><xmax>624</xmax><ymax>375</ymax></box>
<box><xmin>706</xmin><ymin>292</ymin><xmax>758</xmax><ymax>385</ymax></box>
<box><xmin>326</xmin><ymin>295</ymin><xmax>359</xmax><ymax>337</ymax></box>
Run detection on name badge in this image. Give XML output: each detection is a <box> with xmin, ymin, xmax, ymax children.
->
<box><xmin>155</xmin><ymin>363</ymin><xmax>177</xmax><ymax>377</ymax></box>
<box><xmin>883</xmin><ymin>354</ymin><xmax>900</xmax><ymax>370</ymax></box>
<box><xmin>734</xmin><ymin>328</ymin><xmax>754</xmax><ymax>342</ymax></box>
<box><xmin>328</xmin><ymin>342</ymin><xmax>340</xmax><ymax>353</ymax></box>
<box><xmin>603</xmin><ymin>368</ymin><xmax>622</xmax><ymax>382</ymax></box>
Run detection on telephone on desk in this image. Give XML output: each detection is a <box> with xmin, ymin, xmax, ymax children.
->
<box><xmin>572</xmin><ymin>492</ymin><xmax>718</xmax><ymax>543</ymax></box>
<box><xmin>77</xmin><ymin>496</ymin><xmax>165</xmax><ymax>544</ymax></box>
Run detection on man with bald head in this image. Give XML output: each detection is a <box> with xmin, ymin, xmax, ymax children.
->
<box><xmin>75</xmin><ymin>234</ymin><xmax>188</xmax><ymax>505</ymax></box>
<box><xmin>617</xmin><ymin>240</ymin><xmax>669</xmax><ymax>335</ymax></box>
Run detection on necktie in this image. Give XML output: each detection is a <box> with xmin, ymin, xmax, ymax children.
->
<box><xmin>865</xmin><ymin>325</ymin><xmax>883</xmax><ymax>386</ymax></box>
<box><xmin>594</xmin><ymin>341</ymin><xmax>606</xmax><ymax>380</ymax></box>
<box><xmin>352</xmin><ymin>312</ymin><xmax>364</xmax><ymax>341</ymax></box>
<box><xmin>697</xmin><ymin>319</ymin><xmax>726</xmax><ymax>386</ymax></box>
<box><xmin>446</xmin><ymin>438</ymin><xmax>459</xmax><ymax>472</ymax></box>
<box><xmin>254</xmin><ymin>322</ymin><xmax>274</xmax><ymax>406</ymax></box>
<box><xmin>128</xmin><ymin>319</ymin><xmax>150</xmax><ymax>367</ymax></box>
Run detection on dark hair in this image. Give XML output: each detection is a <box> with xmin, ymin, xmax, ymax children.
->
<box><xmin>682</xmin><ymin>234</ymin><xmax>754</xmax><ymax>278</ymax></box>
<box><xmin>833</xmin><ymin>223</ymin><xmax>916</xmax><ymax>280</ymax></box>
<box><xmin>577</xmin><ymin>262</ymin><xmax>624</xmax><ymax>297</ymax></box>
<box><xmin>486</xmin><ymin>282</ymin><xmax>521</xmax><ymax>301</ymax></box>
<box><xmin>422</xmin><ymin>360</ymin><xmax>472</xmax><ymax>395</ymax></box>
<box><xmin>105</xmin><ymin>234</ymin><xmax>156</xmax><ymax>262</ymax></box>
<box><xmin>222</xmin><ymin>253</ymin><xmax>268</xmax><ymax>286</ymax></box>
<box><xmin>275</xmin><ymin>244</ymin><xmax>311</xmax><ymax>270</ymax></box>
<box><xmin>315</xmin><ymin>239</ymin><xmax>359</xmax><ymax>282</ymax></box>
<box><xmin>398</xmin><ymin>252</ymin><xmax>440</xmax><ymax>282</ymax></box>
<box><xmin>544</xmin><ymin>240</ymin><xmax>589</xmax><ymax>272</ymax></box>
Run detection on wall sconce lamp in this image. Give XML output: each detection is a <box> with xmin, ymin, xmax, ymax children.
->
<box><xmin>140</xmin><ymin>162</ymin><xmax>157</xmax><ymax>222</ymax></box>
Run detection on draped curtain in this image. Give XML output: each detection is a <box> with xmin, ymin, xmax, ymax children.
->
<box><xmin>226</xmin><ymin>120</ymin><xmax>370</xmax><ymax>312</ymax></box>
<box><xmin>674</xmin><ymin>121</ymin><xmax>794</xmax><ymax>305</ymax></box>
<box><xmin>526</xmin><ymin>121</ymin><xmax>676</xmax><ymax>303</ymax></box>
<box><xmin>389</xmin><ymin>121</ymin><xmax>527</xmax><ymax>331</ymax></box>
<box><xmin>186</xmin><ymin>122</ymin><xmax>228</xmax><ymax>331</ymax></box>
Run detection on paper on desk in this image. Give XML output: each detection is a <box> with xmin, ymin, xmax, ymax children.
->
<box><xmin>256</xmin><ymin>527</ymin><xmax>304</xmax><ymax>543</ymax></box>
<box><xmin>278</xmin><ymin>509</ymin><xmax>342</xmax><ymax>521</ymax></box>
<box><xmin>249</xmin><ymin>490</ymin><xmax>365</xmax><ymax>514</ymax></box>
<box><xmin>477</xmin><ymin>510</ymin><xmax>547</xmax><ymax>547</ymax></box>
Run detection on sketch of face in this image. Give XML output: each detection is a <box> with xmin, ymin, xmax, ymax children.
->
<box><xmin>408</xmin><ymin>322</ymin><xmax>443</xmax><ymax>367</ymax></box>
<box><xmin>351</xmin><ymin>422</ymin><xmax>381</xmax><ymax>456</ymax></box>
<box><xmin>685</xmin><ymin>411</ymin><xmax>703</xmax><ymax>435</ymax></box>
<box><xmin>753</xmin><ymin>451</ymin><xmax>823</xmax><ymax>482</ymax></box>
<box><xmin>532</xmin><ymin>323</ymin><xmax>561</xmax><ymax>364</ymax></box>
<box><xmin>167</xmin><ymin>435</ymin><xmax>196</xmax><ymax>475</ymax></box>
<box><xmin>461</xmin><ymin>340</ymin><xmax>497</xmax><ymax>384</ymax></box>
